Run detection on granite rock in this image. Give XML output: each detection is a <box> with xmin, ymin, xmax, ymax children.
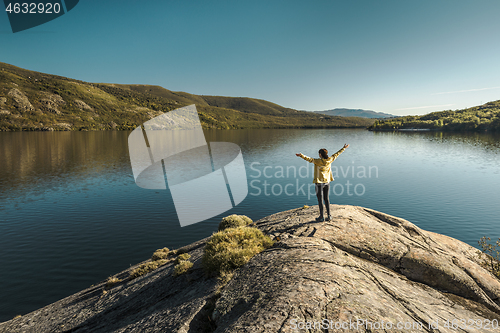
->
<box><xmin>1</xmin><ymin>205</ymin><xmax>499</xmax><ymax>333</ymax></box>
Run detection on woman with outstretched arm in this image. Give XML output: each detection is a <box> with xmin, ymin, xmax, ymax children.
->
<box><xmin>296</xmin><ymin>144</ymin><xmax>349</xmax><ymax>222</ymax></box>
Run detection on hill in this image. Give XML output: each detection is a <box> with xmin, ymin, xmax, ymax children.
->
<box><xmin>369</xmin><ymin>101</ymin><xmax>500</xmax><ymax>131</ymax></box>
<box><xmin>314</xmin><ymin>108</ymin><xmax>395</xmax><ymax>118</ymax></box>
<box><xmin>1</xmin><ymin>205</ymin><xmax>499</xmax><ymax>332</ymax></box>
<box><xmin>0</xmin><ymin>62</ymin><xmax>375</xmax><ymax>131</ymax></box>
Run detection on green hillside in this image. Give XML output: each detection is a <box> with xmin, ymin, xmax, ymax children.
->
<box><xmin>369</xmin><ymin>101</ymin><xmax>500</xmax><ymax>132</ymax></box>
<box><xmin>0</xmin><ymin>62</ymin><xmax>374</xmax><ymax>131</ymax></box>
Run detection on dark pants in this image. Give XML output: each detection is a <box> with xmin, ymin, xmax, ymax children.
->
<box><xmin>315</xmin><ymin>182</ymin><xmax>330</xmax><ymax>217</ymax></box>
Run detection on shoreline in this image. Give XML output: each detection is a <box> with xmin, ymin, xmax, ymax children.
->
<box><xmin>0</xmin><ymin>125</ymin><xmax>372</xmax><ymax>132</ymax></box>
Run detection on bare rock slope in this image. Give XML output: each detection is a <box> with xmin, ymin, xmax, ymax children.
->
<box><xmin>2</xmin><ymin>205</ymin><xmax>500</xmax><ymax>333</ymax></box>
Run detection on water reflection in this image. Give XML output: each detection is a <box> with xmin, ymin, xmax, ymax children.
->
<box><xmin>0</xmin><ymin>131</ymin><xmax>132</xmax><ymax>200</ymax></box>
<box><xmin>1</xmin><ymin>129</ymin><xmax>499</xmax><ymax>200</ymax></box>
<box><xmin>0</xmin><ymin>129</ymin><xmax>499</xmax><ymax>322</ymax></box>
<box><xmin>372</xmin><ymin>130</ymin><xmax>500</xmax><ymax>152</ymax></box>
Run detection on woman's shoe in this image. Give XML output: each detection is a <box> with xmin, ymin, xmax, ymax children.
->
<box><xmin>325</xmin><ymin>216</ymin><xmax>331</xmax><ymax>221</ymax></box>
<box><xmin>316</xmin><ymin>216</ymin><xmax>324</xmax><ymax>222</ymax></box>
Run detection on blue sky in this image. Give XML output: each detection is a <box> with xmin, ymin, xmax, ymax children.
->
<box><xmin>1</xmin><ymin>0</ymin><xmax>499</xmax><ymax>116</ymax></box>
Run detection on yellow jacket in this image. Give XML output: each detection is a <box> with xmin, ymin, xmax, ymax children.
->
<box><xmin>299</xmin><ymin>147</ymin><xmax>346</xmax><ymax>183</ymax></box>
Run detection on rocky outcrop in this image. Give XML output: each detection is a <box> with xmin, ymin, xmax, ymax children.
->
<box><xmin>7</xmin><ymin>88</ymin><xmax>34</xmax><ymax>112</ymax></box>
<box><xmin>74</xmin><ymin>99</ymin><xmax>93</xmax><ymax>111</ymax></box>
<box><xmin>55</xmin><ymin>123</ymin><xmax>73</xmax><ymax>131</ymax></box>
<box><xmin>1</xmin><ymin>205</ymin><xmax>499</xmax><ymax>333</ymax></box>
<box><xmin>0</xmin><ymin>98</ymin><xmax>10</xmax><ymax>115</ymax></box>
<box><xmin>215</xmin><ymin>206</ymin><xmax>500</xmax><ymax>332</ymax></box>
<box><xmin>39</xmin><ymin>92</ymin><xmax>66</xmax><ymax>115</ymax></box>
<box><xmin>74</xmin><ymin>99</ymin><xmax>100</xmax><ymax>118</ymax></box>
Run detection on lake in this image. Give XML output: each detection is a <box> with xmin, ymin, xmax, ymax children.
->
<box><xmin>1</xmin><ymin>128</ymin><xmax>500</xmax><ymax>322</ymax></box>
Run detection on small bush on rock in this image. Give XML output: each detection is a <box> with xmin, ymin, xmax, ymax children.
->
<box><xmin>151</xmin><ymin>247</ymin><xmax>170</xmax><ymax>261</ymax></box>
<box><xmin>174</xmin><ymin>261</ymin><xmax>193</xmax><ymax>276</ymax></box>
<box><xmin>105</xmin><ymin>276</ymin><xmax>122</xmax><ymax>288</ymax></box>
<box><xmin>203</xmin><ymin>226</ymin><xmax>273</xmax><ymax>276</ymax></box>
<box><xmin>218</xmin><ymin>214</ymin><xmax>253</xmax><ymax>231</ymax></box>
<box><xmin>478</xmin><ymin>236</ymin><xmax>500</xmax><ymax>278</ymax></box>
<box><xmin>130</xmin><ymin>259</ymin><xmax>168</xmax><ymax>279</ymax></box>
<box><xmin>175</xmin><ymin>253</ymin><xmax>191</xmax><ymax>264</ymax></box>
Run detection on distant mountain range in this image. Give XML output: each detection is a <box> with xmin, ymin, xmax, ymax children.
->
<box><xmin>0</xmin><ymin>62</ymin><xmax>376</xmax><ymax>131</ymax></box>
<box><xmin>313</xmin><ymin>108</ymin><xmax>395</xmax><ymax>118</ymax></box>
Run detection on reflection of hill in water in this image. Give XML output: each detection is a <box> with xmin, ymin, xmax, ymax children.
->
<box><xmin>2</xmin><ymin>129</ymin><xmax>500</xmax><ymax>198</ymax></box>
<box><xmin>0</xmin><ymin>129</ymin><xmax>297</xmax><ymax>200</ymax></box>
<box><xmin>0</xmin><ymin>131</ymin><xmax>132</xmax><ymax>199</ymax></box>
<box><xmin>373</xmin><ymin>130</ymin><xmax>500</xmax><ymax>153</ymax></box>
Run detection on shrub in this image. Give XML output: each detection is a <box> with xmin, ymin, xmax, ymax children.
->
<box><xmin>478</xmin><ymin>237</ymin><xmax>500</xmax><ymax>278</ymax></box>
<box><xmin>218</xmin><ymin>214</ymin><xmax>253</xmax><ymax>231</ymax></box>
<box><xmin>218</xmin><ymin>271</ymin><xmax>234</xmax><ymax>287</ymax></box>
<box><xmin>174</xmin><ymin>261</ymin><xmax>193</xmax><ymax>276</ymax></box>
<box><xmin>151</xmin><ymin>247</ymin><xmax>170</xmax><ymax>261</ymax></box>
<box><xmin>203</xmin><ymin>226</ymin><xmax>273</xmax><ymax>276</ymax></box>
<box><xmin>129</xmin><ymin>259</ymin><xmax>168</xmax><ymax>279</ymax></box>
<box><xmin>176</xmin><ymin>253</ymin><xmax>191</xmax><ymax>264</ymax></box>
<box><xmin>105</xmin><ymin>276</ymin><xmax>122</xmax><ymax>288</ymax></box>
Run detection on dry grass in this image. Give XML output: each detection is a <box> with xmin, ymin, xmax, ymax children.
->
<box><xmin>202</xmin><ymin>226</ymin><xmax>273</xmax><ymax>276</ymax></box>
<box><xmin>175</xmin><ymin>253</ymin><xmax>191</xmax><ymax>264</ymax></box>
<box><xmin>218</xmin><ymin>214</ymin><xmax>253</xmax><ymax>231</ymax></box>
<box><xmin>217</xmin><ymin>271</ymin><xmax>235</xmax><ymax>289</ymax></box>
<box><xmin>174</xmin><ymin>261</ymin><xmax>193</xmax><ymax>276</ymax></box>
<box><xmin>105</xmin><ymin>276</ymin><xmax>122</xmax><ymax>288</ymax></box>
<box><xmin>173</xmin><ymin>253</ymin><xmax>193</xmax><ymax>276</ymax></box>
<box><xmin>129</xmin><ymin>259</ymin><xmax>168</xmax><ymax>279</ymax></box>
<box><xmin>151</xmin><ymin>247</ymin><xmax>170</xmax><ymax>261</ymax></box>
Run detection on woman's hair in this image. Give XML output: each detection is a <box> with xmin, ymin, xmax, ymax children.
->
<box><xmin>319</xmin><ymin>148</ymin><xmax>328</xmax><ymax>159</ymax></box>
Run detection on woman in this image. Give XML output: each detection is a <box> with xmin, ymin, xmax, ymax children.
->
<box><xmin>296</xmin><ymin>144</ymin><xmax>349</xmax><ymax>222</ymax></box>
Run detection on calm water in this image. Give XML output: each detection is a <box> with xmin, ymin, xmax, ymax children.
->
<box><xmin>1</xmin><ymin>129</ymin><xmax>500</xmax><ymax>321</ymax></box>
